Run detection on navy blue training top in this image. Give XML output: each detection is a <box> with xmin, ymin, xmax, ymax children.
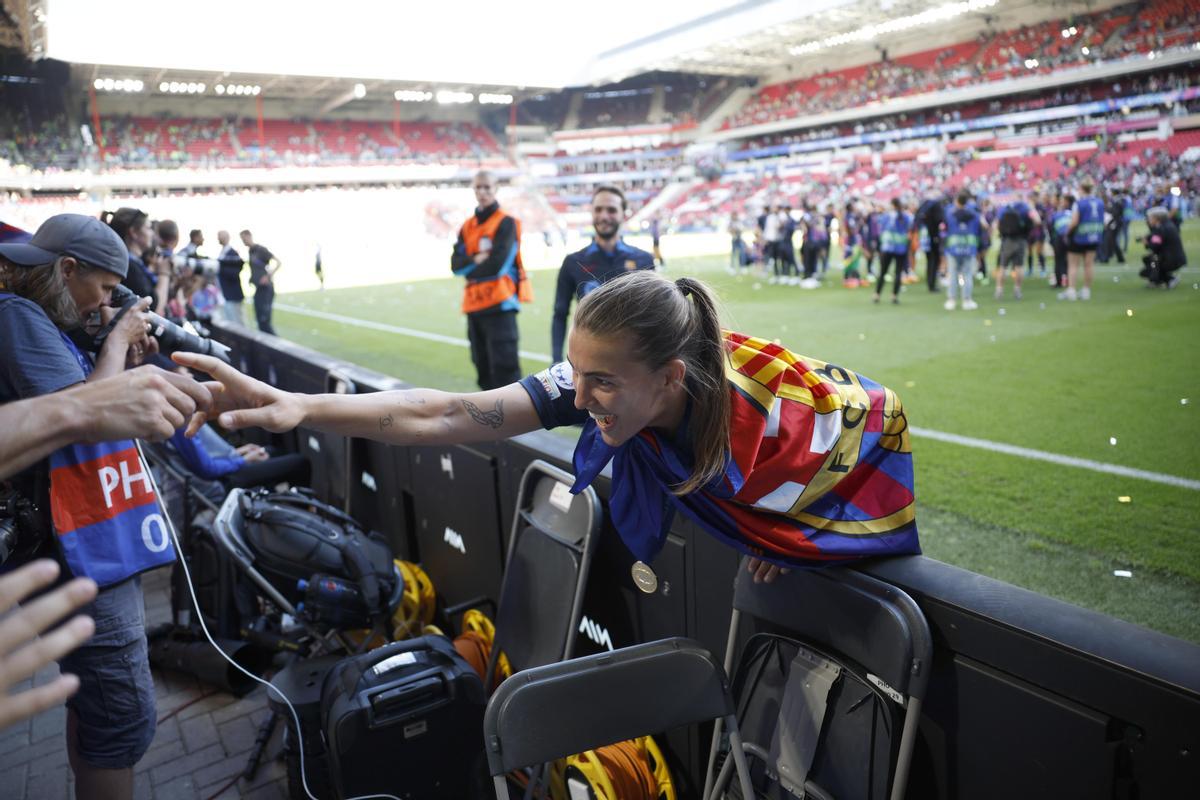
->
<box><xmin>551</xmin><ymin>239</ymin><xmax>655</xmax><ymax>362</ymax></box>
<box><xmin>519</xmin><ymin>362</ymin><xmax>588</xmax><ymax>429</ymax></box>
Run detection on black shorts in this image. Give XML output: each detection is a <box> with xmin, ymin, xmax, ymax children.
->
<box><xmin>1066</xmin><ymin>242</ymin><xmax>1097</xmax><ymax>254</ymax></box>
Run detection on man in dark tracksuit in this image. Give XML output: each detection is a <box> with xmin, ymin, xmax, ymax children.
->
<box><xmin>915</xmin><ymin>194</ymin><xmax>945</xmax><ymax>292</ymax></box>
<box><xmin>452</xmin><ymin>170</ymin><xmax>532</xmax><ymax>390</ymax></box>
<box><xmin>240</xmin><ymin>229</ymin><xmax>281</xmax><ymax>335</ymax></box>
<box><xmin>1142</xmin><ymin>207</ymin><xmax>1187</xmax><ymax>289</ymax></box>
<box><xmin>551</xmin><ymin>185</ymin><xmax>654</xmax><ymax>363</ymax></box>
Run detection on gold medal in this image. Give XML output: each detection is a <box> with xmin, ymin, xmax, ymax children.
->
<box><xmin>631</xmin><ymin>561</ymin><xmax>658</xmax><ymax>594</ymax></box>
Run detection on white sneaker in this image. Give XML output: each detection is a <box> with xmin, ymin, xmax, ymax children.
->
<box><xmin>1080</xmin><ymin>287</ymin><xmax>1091</xmax><ymax>301</ymax></box>
<box><xmin>1014</xmin><ymin>287</ymin><xmax>1023</xmax><ymax>300</ymax></box>
<box><xmin>944</xmin><ymin>299</ymin><xmax>956</xmax><ymax>310</ymax></box>
<box><xmin>994</xmin><ymin>287</ymin><xmax>1003</xmax><ymax>300</ymax></box>
<box><xmin>768</xmin><ymin>276</ymin><xmax>778</xmax><ymax>285</ymax></box>
<box><xmin>799</xmin><ymin>277</ymin><xmax>821</xmax><ymax>289</ymax></box>
<box><xmin>962</xmin><ymin>299</ymin><xmax>978</xmax><ymax>310</ymax></box>
<box><xmin>1058</xmin><ymin>288</ymin><xmax>1078</xmax><ymax>301</ymax></box>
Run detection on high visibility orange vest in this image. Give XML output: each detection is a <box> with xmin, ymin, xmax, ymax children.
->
<box><xmin>459</xmin><ymin>207</ymin><xmax>534</xmax><ymax>314</ymax></box>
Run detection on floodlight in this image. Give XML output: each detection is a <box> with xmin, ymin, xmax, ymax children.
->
<box><xmin>133</xmin><ymin>80</ymin><xmax>143</xmax><ymax>92</ymax></box>
<box><xmin>93</xmin><ymin>78</ymin><xmax>103</xmax><ymax>90</ymax></box>
<box><xmin>1081</xmin><ymin>46</ymin><xmax>1089</xmax><ymax>55</ymax></box>
<box><xmin>252</xmin><ymin>85</ymin><xmax>261</xmax><ymax>95</ymax></box>
<box><xmin>353</xmin><ymin>82</ymin><xmax>366</xmax><ymax>98</ymax></box>
<box><xmin>102</xmin><ymin>78</ymin><xmax>114</xmax><ymax>90</ymax></box>
<box><xmin>436</xmin><ymin>90</ymin><xmax>473</xmax><ymax>104</ymax></box>
<box><xmin>215</xmin><ymin>84</ymin><xmax>225</xmax><ymax>94</ymax></box>
<box><xmin>159</xmin><ymin>82</ymin><xmax>168</xmax><ymax>92</ymax></box>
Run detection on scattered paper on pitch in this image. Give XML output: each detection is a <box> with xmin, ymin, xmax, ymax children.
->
<box><xmin>1117</xmin><ymin>496</ymin><xmax>1132</xmax><ymax>504</ymax></box>
<box><xmin>1113</xmin><ymin>570</ymin><xmax>1133</xmax><ymax>578</ymax></box>
<box><xmin>1109</xmin><ymin>437</ymin><xmax>1117</xmax><ymax>446</ymax></box>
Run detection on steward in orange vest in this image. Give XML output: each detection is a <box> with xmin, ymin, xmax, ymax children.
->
<box><xmin>452</xmin><ymin>204</ymin><xmax>533</xmax><ymax>314</ymax></box>
<box><xmin>451</xmin><ymin>172</ymin><xmax>534</xmax><ymax>389</ymax></box>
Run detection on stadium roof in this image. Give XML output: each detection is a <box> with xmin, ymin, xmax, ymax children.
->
<box><xmin>35</xmin><ymin>0</ymin><xmax>1118</xmax><ymax>99</ymax></box>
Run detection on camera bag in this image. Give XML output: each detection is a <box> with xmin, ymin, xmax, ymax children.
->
<box><xmin>238</xmin><ymin>487</ymin><xmax>396</xmax><ymax>620</ymax></box>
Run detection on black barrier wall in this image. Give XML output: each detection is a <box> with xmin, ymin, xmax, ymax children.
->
<box><xmin>207</xmin><ymin>321</ymin><xmax>1200</xmax><ymax>799</ymax></box>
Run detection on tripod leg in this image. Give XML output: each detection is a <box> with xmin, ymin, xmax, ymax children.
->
<box><xmin>242</xmin><ymin>708</ymin><xmax>280</xmax><ymax>781</ymax></box>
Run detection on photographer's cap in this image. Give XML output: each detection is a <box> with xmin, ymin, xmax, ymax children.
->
<box><xmin>0</xmin><ymin>213</ymin><xmax>128</xmax><ymax>278</ymax></box>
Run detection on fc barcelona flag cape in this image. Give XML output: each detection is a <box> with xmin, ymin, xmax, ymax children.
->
<box><xmin>572</xmin><ymin>331</ymin><xmax>920</xmax><ymax>569</ymax></box>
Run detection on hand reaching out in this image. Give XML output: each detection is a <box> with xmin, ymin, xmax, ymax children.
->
<box><xmin>0</xmin><ymin>560</ymin><xmax>97</xmax><ymax>731</ymax></box>
<box><xmin>171</xmin><ymin>352</ymin><xmax>306</xmax><ymax>435</ymax></box>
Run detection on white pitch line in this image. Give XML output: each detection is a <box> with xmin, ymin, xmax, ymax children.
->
<box><xmin>909</xmin><ymin>427</ymin><xmax>1200</xmax><ymax>491</ymax></box>
<box><xmin>276</xmin><ymin>302</ymin><xmax>553</xmax><ymax>362</ymax></box>
<box><xmin>276</xmin><ymin>302</ymin><xmax>1200</xmax><ymax>492</ymax></box>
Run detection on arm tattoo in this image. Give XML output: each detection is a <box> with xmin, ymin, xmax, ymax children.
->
<box><xmin>379</xmin><ymin>413</ymin><xmax>394</xmax><ymax>431</ymax></box>
<box><xmin>400</xmin><ymin>392</ymin><xmax>426</xmax><ymax>405</ymax></box>
<box><xmin>462</xmin><ymin>398</ymin><xmax>504</xmax><ymax>429</ymax></box>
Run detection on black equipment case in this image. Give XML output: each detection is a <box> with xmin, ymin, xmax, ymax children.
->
<box><xmin>321</xmin><ymin>635</ymin><xmax>487</xmax><ymax>799</ymax></box>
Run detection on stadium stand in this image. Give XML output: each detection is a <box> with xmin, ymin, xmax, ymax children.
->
<box><xmin>722</xmin><ymin>0</ymin><xmax>1200</xmax><ymax>131</ymax></box>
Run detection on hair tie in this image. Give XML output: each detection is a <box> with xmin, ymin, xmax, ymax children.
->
<box><xmin>676</xmin><ymin>279</ymin><xmax>692</xmax><ymax>298</ymax></box>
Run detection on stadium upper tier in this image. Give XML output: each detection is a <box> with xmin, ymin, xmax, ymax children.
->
<box><xmin>0</xmin><ymin>116</ymin><xmax>504</xmax><ymax>171</ymax></box>
<box><xmin>722</xmin><ymin>0</ymin><xmax>1200</xmax><ymax>132</ymax></box>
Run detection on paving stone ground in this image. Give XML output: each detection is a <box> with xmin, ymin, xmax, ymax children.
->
<box><xmin>1</xmin><ymin>566</ymin><xmax>291</xmax><ymax>800</ymax></box>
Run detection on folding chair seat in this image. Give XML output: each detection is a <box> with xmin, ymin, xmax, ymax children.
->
<box><xmin>705</xmin><ymin>558</ymin><xmax>932</xmax><ymax>800</ymax></box>
<box><xmin>484</xmin><ymin>637</ymin><xmax>756</xmax><ymax>800</ymax></box>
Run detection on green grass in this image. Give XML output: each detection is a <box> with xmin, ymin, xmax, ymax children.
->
<box><xmin>273</xmin><ymin>224</ymin><xmax>1200</xmax><ymax>643</ymax></box>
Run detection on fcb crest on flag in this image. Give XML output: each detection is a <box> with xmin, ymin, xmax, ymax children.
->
<box><xmin>49</xmin><ymin>440</ymin><xmax>176</xmax><ymax>587</ymax></box>
<box><xmin>572</xmin><ymin>331</ymin><xmax>920</xmax><ymax>569</ymax></box>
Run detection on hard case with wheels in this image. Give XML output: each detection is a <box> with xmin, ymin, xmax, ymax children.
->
<box><xmin>321</xmin><ymin>635</ymin><xmax>487</xmax><ymax>799</ymax></box>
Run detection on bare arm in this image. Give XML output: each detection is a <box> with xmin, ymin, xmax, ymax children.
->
<box><xmin>0</xmin><ymin>367</ymin><xmax>212</xmax><ymax>480</ymax></box>
<box><xmin>171</xmin><ymin>352</ymin><xmax>542</xmax><ymax>446</ymax></box>
<box><xmin>297</xmin><ymin>383</ymin><xmax>542</xmax><ymax>445</ymax></box>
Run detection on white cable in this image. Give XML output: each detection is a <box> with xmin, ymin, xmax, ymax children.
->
<box><xmin>138</xmin><ymin>442</ymin><xmax>401</xmax><ymax>800</ymax></box>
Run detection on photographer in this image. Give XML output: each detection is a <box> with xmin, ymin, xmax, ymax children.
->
<box><xmin>179</xmin><ymin>228</ymin><xmax>203</xmax><ymax>260</ymax></box>
<box><xmin>101</xmin><ymin>207</ymin><xmax>171</xmax><ymax>313</ymax></box>
<box><xmin>0</xmin><ymin>213</ymin><xmax>165</xmax><ymax>799</ymax></box>
<box><xmin>215</xmin><ymin>230</ymin><xmax>246</xmax><ymax>327</ymax></box>
<box><xmin>1141</xmin><ymin>206</ymin><xmax>1187</xmax><ymax>289</ymax></box>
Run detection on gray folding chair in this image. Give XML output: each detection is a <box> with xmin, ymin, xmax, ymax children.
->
<box><xmin>482</xmin><ymin>459</ymin><xmax>601</xmax><ymax>691</ymax></box>
<box><xmin>484</xmin><ymin>637</ymin><xmax>756</xmax><ymax>800</ymax></box>
<box><xmin>704</xmin><ymin>557</ymin><xmax>932</xmax><ymax>800</ymax></box>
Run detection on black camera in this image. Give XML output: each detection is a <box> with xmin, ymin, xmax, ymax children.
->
<box><xmin>108</xmin><ymin>284</ymin><xmax>231</xmax><ymax>363</ymax></box>
<box><xmin>0</xmin><ymin>488</ymin><xmax>42</xmax><ymax>566</ymax></box>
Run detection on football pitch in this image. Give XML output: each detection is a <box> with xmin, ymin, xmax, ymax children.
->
<box><xmin>269</xmin><ymin>226</ymin><xmax>1200</xmax><ymax>643</ymax></box>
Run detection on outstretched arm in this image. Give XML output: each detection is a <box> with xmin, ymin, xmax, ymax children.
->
<box><xmin>172</xmin><ymin>352</ymin><xmax>543</xmax><ymax>446</ymax></box>
<box><xmin>0</xmin><ymin>366</ymin><xmax>212</xmax><ymax>481</ymax></box>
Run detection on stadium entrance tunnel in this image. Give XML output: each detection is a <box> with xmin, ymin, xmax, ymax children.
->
<box><xmin>206</xmin><ymin>319</ymin><xmax>1200</xmax><ymax>799</ymax></box>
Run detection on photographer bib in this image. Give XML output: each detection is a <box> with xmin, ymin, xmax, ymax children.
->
<box><xmin>48</xmin><ymin>332</ymin><xmax>176</xmax><ymax>586</ymax></box>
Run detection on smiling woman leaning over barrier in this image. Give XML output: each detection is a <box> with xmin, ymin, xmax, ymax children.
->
<box><xmin>176</xmin><ymin>270</ymin><xmax>921</xmax><ymax>585</ymax></box>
